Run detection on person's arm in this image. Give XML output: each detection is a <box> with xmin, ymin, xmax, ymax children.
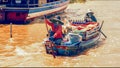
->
<box><xmin>44</xmin><ymin>19</ymin><xmax>53</xmax><ymax>26</ymax></box>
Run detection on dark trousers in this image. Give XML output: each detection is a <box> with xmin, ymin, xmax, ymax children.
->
<box><xmin>49</xmin><ymin>30</ymin><xmax>62</xmax><ymax>45</ymax></box>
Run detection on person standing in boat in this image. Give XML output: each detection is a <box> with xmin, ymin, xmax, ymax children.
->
<box><xmin>44</xmin><ymin>15</ymin><xmax>64</xmax><ymax>45</ymax></box>
<box><xmin>85</xmin><ymin>9</ymin><xmax>97</xmax><ymax>22</ymax></box>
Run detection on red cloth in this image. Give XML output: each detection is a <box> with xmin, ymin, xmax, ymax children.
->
<box><xmin>45</xmin><ymin>19</ymin><xmax>63</xmax><ymax>39</ymax></box>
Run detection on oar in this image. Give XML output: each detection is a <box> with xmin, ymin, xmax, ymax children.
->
<box><xmin>51</xmin><ymin>42</ymin><xmax>56</xmax><ymax>58</ymax></box>
<box><xmin>99</xmin><ymin>21</ymin><xmax>104</xmax><ymax>30</ymax></box>
<box><xmin>43</xmin><ymin>16</ymin><xmax>49</xmax><ymax>34</ymax></box>
<box><xmin>99</xmin><ymin>21</ymin><xmax>107</xmax><ymax>38</ymax></box>
<box><xmin>43</xmin><ymin>15</ymin><xmax>56</xmax><ymax>58</ymax></box>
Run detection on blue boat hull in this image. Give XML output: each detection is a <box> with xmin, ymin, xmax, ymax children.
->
<box><xmin>44</xmin><ymin>34</ymin><xmax>100</xmax><ymax>56</ymax></box>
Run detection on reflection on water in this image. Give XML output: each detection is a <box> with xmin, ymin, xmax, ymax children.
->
<box><xmin>0</xmin><ymin>1</ymin><xmax>120</xmax><ymax>67</ymax></box>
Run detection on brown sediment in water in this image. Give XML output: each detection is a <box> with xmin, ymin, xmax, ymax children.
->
<box><xmin>0</xmin><ymin>23</ymin><xmax>47</xmax><ymax>45</ymax></box>
<box><xmin>0</xmin><ymin>23</ymin><xmax>48</xmax><ymax>56</ymax></box>
<box><xmin>0</xmin><ymin>0</ymin><xmax>120</xmax><ymax>67</ymax></box>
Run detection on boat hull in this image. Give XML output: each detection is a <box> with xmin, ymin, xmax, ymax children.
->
<box><xmin>44</xmin><ymin>34</ymin><xmax>100</xmax><ymax>56</ymax></box>
<box><xmin>0</xmin><ymin>0</ymin><xmax>69</xmax><ymax>24</ymax></box>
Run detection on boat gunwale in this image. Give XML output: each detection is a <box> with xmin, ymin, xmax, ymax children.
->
<box><xmin>1</xmin><ymin>0</ymin><xmax>69</xmax><ymax>10</ymax></box>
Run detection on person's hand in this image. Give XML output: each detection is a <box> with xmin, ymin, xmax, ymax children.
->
<box><xmin>44</xmin><ymin>15</ymin><xmax>47</xmax><ymax>19</ymax></box>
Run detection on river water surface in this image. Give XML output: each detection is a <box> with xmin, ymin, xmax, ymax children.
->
<box><xmin>0</xmin><ymin>1</ymin><xmax>120</xmax><ymax>67</ymax></box>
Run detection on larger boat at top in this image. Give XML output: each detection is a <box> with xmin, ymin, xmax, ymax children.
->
<box><xmin>0</xmin><ymin>0</ymin><xmax>69</xmax><ymax>24</ymax></box>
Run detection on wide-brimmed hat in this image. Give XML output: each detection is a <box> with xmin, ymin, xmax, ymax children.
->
<box><xmin>55</xmin><ymin>16</ymin><xmax>61</xmax><ymax>20</ymax></box>
<box><xmin>87</xmin><ymin>9</ymin><xmax>93</xmax><ymax>13</ymax></box>
<box><xmin>49</xmin><ymin>18</ymin><xmax>64</xmax><ymax>25</ymax></box>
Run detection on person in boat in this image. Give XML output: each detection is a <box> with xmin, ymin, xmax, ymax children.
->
<box><xmin>85</xmin><ymin>9</ymin><xmax>97</xmax><ymax>22</ymax></box>
<box><xmin>44</xmin><ymin>15</ymin><xmax>64</xmax><ymax>45</ymax></box>
<box><xmin>63</xmin><ymin>33</ymin><xmax>82</xmax><ymax>46</ymax></box>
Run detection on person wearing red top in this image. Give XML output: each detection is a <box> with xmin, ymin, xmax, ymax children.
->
<box><xmin>44</xmin><ymin>16</ymin><xmax>64</xmax><ymax>45</ymax></box>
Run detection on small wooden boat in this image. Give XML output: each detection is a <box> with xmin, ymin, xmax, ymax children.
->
<box><xmin>44</xmin><ymin>20</ymin><xmax>106</xmax><ymax>57</ymax></box>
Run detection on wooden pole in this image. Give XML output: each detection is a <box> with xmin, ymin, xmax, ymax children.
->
<box><xmin>10</xmin><ymin>22</ymin><xmax>12</xmax><ymax>38</ymax></box>
<box><xmin>27</xmin><ymin>0</ymin><xmax>29</xmax><ymax>8</ymax></box>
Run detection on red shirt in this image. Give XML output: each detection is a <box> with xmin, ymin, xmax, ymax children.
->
<box><xmin>45</xmin><ymin>19</ymin><xmax>63</xmax><ymax>39</ymax></box>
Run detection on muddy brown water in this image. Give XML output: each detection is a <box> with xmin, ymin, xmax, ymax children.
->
<box><xmin>0</xmin><ymin>1</ymin><xmax>120</xmax><ymax>67</ymax></box>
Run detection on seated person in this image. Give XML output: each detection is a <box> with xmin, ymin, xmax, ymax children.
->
<box><xmin>62</xmin><ymin>33</ymin><xmax>82</xmax><ymax>46</ymax></box>
<box><xmin>85</xmin><ymin>9</ymin><xmax>97</xmax><ymax>22</ymax></box>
